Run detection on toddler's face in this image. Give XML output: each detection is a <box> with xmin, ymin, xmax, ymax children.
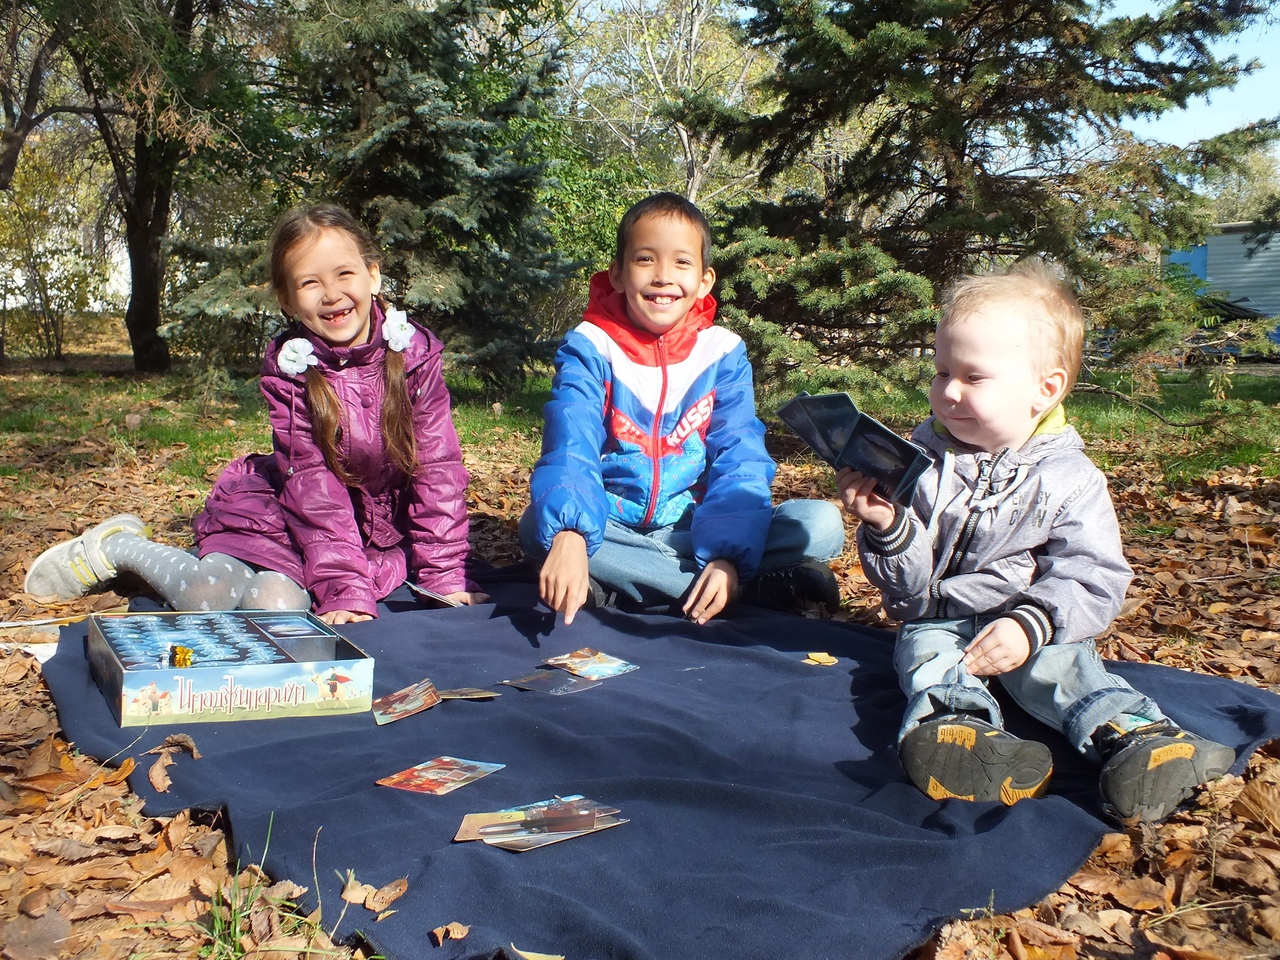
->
<box><xmin>277</xmin><ymin>228</ymin><xmax>381</xmax><ymax>349</ymax></box>
<box><xmin>608</xmin><ymin>213</ymin><xmax>715</xmax><ymax>336</ymax></box>
<box><xmin>929</xmin><ymin>304</ymin><xmax>1061</xmax><ymax>454</ymax></box>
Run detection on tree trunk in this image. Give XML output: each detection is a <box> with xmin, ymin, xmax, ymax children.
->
<box><xmin>123</xmin><ymin>222</ymin><xmax>169</xmax><ymax>372</ymax></box>
<box><xmin>120</xmin><ymin>127</ymin><xmax>178</xmax><ymax>374</ymax></box>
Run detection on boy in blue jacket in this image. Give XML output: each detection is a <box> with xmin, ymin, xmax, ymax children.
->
<box><xmin>521</xmin><ymin>193</ymin><xmax>845</xmax><ymax>625</ymax></box>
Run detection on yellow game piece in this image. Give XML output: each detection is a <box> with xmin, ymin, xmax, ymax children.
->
<box><xmin>804</xmin><ymin>652</ymin><xmax>838</xmax><ymax>666</ymax></box>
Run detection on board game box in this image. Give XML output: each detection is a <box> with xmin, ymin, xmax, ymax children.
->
<box><xmin>86</xmin><ymin>611</ymin><xmax>374</xmax><ymax>727</ymax></box>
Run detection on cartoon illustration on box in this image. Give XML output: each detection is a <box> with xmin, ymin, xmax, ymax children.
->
<box><xmin>87</xmin><ymin>611</ymin><xmax>374</xmax><ymax>727</ymax></box>
<box><xmin>311</xmin><ymin>669</ymin><xmax>354</xmax><ymax>705</ymax></box>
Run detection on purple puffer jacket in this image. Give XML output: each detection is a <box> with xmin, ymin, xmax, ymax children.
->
<box><xmin>194</xmin><ymin>302</ymin><xmax>476</xmax><ymax>617</ymax></box>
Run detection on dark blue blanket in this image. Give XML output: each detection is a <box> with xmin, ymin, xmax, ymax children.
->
<box><xmin>43</xmin><ymin>579</ymin><xmax>1280</xmax><ymax>960</ymax></box>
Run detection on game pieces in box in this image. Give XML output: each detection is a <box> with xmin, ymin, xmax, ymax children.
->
<box><xmin>86</xmin><ymin>611</ymin><xmax>374</xmax><ymax>727</ymax></box>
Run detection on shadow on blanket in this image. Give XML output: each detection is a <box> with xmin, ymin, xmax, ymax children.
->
<box><xmin>43</xmin><ymin>576</ymin><xmax>1280</xmax><ymax>960</ymax></box>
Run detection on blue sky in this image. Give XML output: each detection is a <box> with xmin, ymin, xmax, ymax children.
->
<box><xmin>1119</xmin><ymin>2</ymin><xmax>1277</xmax><ymax>147</ymax></box>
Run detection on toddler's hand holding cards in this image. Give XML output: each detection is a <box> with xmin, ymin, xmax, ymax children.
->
<box><xmin>777</xmin><ymin>392</ymin><xmax>930</xmax><ymax>506</ymax></box>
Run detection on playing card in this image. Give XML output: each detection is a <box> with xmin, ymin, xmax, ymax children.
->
<box><xmin>371</xmin><ymin>677</ymin><xmax>442</xmax><ymax>724</ymax></box>
<box><xmin>833</xmin><ymin>413</ymin><xmax>930</xmax><ymax>506</ymax></box>
<box><xmin>776</xmin><ymin>392</ymin><xmax>839</xmax><ymax>464</ymax></box>
<box><xmin>455</xmin><ymin>796</ymin><xmax>623</xmax><ymax>846</ymax></box>
<box><xmin>500</xmin><ymin>669</ymin><xmax>602</xmax><ymax>695</ymax></box>
<box><xmin>778</xmin><ymin>392</ymin><xmax>930</xmax><ymax>505</ymax></box>
<box><xmin>437</xmin><ymin>687</ymin><xmax>502</xmax><ymax>700</ymax></box>
<box><xmin>377</xmin><ymin>756</ymin><xmax>504</xmax><ymax>795</ymax></box>
<box><xmin>543</xmin><ymin>648</ymin><xmax>637</xmax><ymax>681</ymax></box>
<box><xmin>404</xmin><ymin>581</ymin><xmax>463</xmax><ymax>607</ymax></box>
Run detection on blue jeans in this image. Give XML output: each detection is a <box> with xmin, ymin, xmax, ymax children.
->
<box><xmin>519</xmin><ymin>499</ymin><xmax>846</xmax><ymax>610</ymax></box>
<box><xmin>895</xmin><ymin>615</ymin><xmax>1164</xmax><ymax>758</ymax></box>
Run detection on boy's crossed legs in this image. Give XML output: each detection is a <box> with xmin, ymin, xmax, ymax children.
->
<box><xmin>520</xmin><ymin>499</ymin><xmax>845</xmax><ymax>615</ymax></box>
<box><xmin>895</xmin><ymin>616</ymin><xmax>1234</xmax><ymax>821</ymax></box>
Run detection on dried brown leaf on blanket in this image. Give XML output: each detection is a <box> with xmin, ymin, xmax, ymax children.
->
<box><xmin>148</xmin><ymin>750</ymin><xmax>174</xmax><ymax>793</ymax></box>
<box><xmin>364</xmin><ymin>875</ymin><xmax>408</xmax><ymax>912</ymax></box>
<box><xmin>145</xmin><ymin>734</ymin><xmax>201</xmax><ymax>760</ymax></box>
<box><xmin>340</xmin><ymin>869</ymin><xmax>377</xmax><ymax>905</ymax></box>
<box><xmin>429</xmin><ymin>921</ymin><xmax>470</xmax><ymax>944</ymax></box>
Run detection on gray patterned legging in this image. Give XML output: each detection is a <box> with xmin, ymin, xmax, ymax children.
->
<box><xmin>103</xmin><ymin>534</ymin><xmax>311</xmax><ymax>612</ymax></box>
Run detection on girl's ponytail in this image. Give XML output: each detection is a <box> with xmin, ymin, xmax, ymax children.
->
<box><xmin>381</xmin><ymin>347</ymin><xmax>418</xmax><ymax>476</ymax></box>
<box><xmin>303</xmin><ymin>367</ymin><xmax>360</xmax><ymax>486</ymax></box>
<box><xmin>301</xmin><ymin>334</ymin><xmax>418</xmax><ymax>485</ymax></box>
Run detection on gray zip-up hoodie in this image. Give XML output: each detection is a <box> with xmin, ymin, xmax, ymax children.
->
<box><xmin>856</xmin><ymin>406</ymin><xmax>1132</xmax><ymax>651</ymax></box>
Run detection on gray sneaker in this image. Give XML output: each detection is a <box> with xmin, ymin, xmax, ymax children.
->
<box><xmin>1093</xmin><ymin>718</ymin><xmax>1235</xmax><ymax>822</ymax></box>
<box><xmin>24</xmin><ymin>514</ymin><xmax>151</xmax><ymax>599</ymax></box>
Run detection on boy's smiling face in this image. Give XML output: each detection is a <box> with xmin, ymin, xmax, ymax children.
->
<box><xmin>608</xmin><ymin>213</ymin><xmax>715</xmax><ymax>336</ymax></box>
<box><xmin>930</xmin><ymin>303</ymin><xmax>1067</xmax><ymax>454</ymax></box>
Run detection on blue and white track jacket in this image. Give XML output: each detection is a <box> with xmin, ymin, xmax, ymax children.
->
<box><xmin>527</xmin><ymin>271</ymin><xmax>776</xmax><ymax>580</ymax></box>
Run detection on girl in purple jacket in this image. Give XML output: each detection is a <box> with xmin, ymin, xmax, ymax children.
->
<box><xmin>25</xmin><ymin>203</ymin><xmax>487</xmax><ymax>623</ymax></box>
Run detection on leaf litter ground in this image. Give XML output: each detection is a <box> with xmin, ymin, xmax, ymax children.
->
<box><xmin>1</xmin><ymin>360</ymin><xmax>1278</xmax><ymax>959</ymax></box>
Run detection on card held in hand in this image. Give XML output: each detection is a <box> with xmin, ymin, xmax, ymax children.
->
<box><xmin>777</xmin><ymin>392</ymin><xmax>930</xmax><ymax>506</ymax></box>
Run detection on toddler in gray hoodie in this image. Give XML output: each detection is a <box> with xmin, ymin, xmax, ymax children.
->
<box><xmin>838</xmin><ymin>260</ymin><xmax>1232</xmax><ymax>822</ymax></box>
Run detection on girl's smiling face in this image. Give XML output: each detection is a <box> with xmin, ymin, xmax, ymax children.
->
<box><xmin>277</xmin><ymin>228</ymin><xmax>382</xmax><ymax>348</ymax></box>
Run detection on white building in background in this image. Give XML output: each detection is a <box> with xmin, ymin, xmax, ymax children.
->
<box><xmin>1167</xmin><ymin>222</ymin><xmax>1280</xmax><ymax>320</ymax></box>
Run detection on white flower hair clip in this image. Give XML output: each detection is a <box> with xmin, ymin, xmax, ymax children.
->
<box><xmin>278</xmin><ymin>338</ymin><xmax>319</xmax><ymax>378</ymax></box>
<box><xmin>384</xmin><ymin>309</ymin><xmax>415</xmax><ymax>353</ymax></box>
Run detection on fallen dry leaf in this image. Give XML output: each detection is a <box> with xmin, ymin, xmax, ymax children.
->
<box><xmin>1110</xmin><ymin>876</ymin><xmax>1172</xmax><ymax>912</ymax></box>
<box><xmin>430</xmin><ymin>920</ymin><xmax>470</xmax><ymax>944</ymax></box>
<box><xmin>146</xmin><ymin>733</ymin><xmax>202</xmax><ymax>760</ymax></box>
<box><xmin>0</xmin><ymin>911</ymin><xmax>72</xmax><ymax>960</ymax></box>
<box><xmin>147</xmin><ymin>750</ymin><xmax>174</xmax><ymax>793</ymax></box>
<box><xmin>340</xmin><ymin>870</ymin><xmax>377</xmax><ymax>905</ymax></box>
<box><xmin>1232</xmin><ymin>779</ymin><xmax>1280</xmax><ymax>831</ymax></box>
<box><xmin>364</xmin><ymin>875</ymin><xmax>408</xmax><ymax>912</ymax></box>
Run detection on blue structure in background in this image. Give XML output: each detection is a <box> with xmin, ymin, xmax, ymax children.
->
<box><xmin>1166</xmin><ymin>223</ymin><xmax>1280</xmax><ymax>348</ymax></box>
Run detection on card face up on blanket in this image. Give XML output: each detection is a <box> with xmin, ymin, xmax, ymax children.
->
<box><xmin>777</xmin><ymin>391</ymin><xmax>930</xmax><ymax>505</ymax></box>
<box><xmin>86</xmin><ymin>610</ymin><xmax>374</xmax><ymax>726</ymax></box>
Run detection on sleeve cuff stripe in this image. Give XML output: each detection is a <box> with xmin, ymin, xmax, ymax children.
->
<box><xmin>865</xmin><ymin>511</ymin><xmax>912</xmax><ymax>556</ymax></box>
<box><xmin>1009</xmin><ymin>605</ymin><xmax>1053</xmax><ymax>652</ymax></box>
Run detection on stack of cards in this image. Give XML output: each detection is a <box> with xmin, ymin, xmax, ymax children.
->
<box><xmin>372</xmin><ymin>677</ymin><xmax>501</xmax><ymax>724</ymax></box>
<box><xmin>776</xmin><ymin>392</ymin><xmax>930</xmax><ymax>506</ymax></box>
<box><xmin>501</xmin><ymin>648</ymin><xmax>637</xmax><ymax>695</ymax></box>
<box><xmin>454</xmin><ymin>796</ymin><xmax>628</xmax><ymax>852</ymax></box>
<box><xmin>377</xmin><ymin>756</ymin><xmax>505</xmax><ymax>795</ymax></box>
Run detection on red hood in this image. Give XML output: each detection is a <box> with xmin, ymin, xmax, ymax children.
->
<box><xmin>582</xmin><ymin>270</ymin><xmax>717</xmax><ymax>364</ymax></box>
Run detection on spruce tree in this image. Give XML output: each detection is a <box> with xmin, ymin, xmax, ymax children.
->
<box><xmin>285</xmin><ymin>0</ymin><xmax>575</xmax><ymax>390</ymax></box>
<box><xmin>698</xmin><ymin>0</ymin><xmax>1279</xmax><ymax>380</ymax></box>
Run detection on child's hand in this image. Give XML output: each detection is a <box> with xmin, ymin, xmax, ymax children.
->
<box><xmin>320</xmin><ymin>609</ymin><xmax>374</xmax><ymax>625</ymax></box>
<box><xmin>836</xmin><ymin>467</ymin><xmax>896</xmax><ymax>531</ymax></box>
<box><xmin>963</xmin><ymin>618</ymin><xmax>1031</xmax><ymax>676</ymax></box>
<box><xmin>683</xmin><ymin>558</ymin><xmax>738</xmax><ymax>625</ymax></box>
<box><xmin>444</xmin><ymin>591</ymin><xmax>490</xmax><ymax>606</ymax></box>
<box><xmin>540</xmin><ymin>530</ymin><xmax>591</xmax><ymax>625</ymax></box>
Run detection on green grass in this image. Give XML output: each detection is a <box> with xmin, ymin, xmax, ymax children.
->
<box><xmin>449</xmin><ymin>374</ymin><xmax>550</xmax><ymax>457</ymax></box>
<box><xmin>4</xmin><ymin>363</ymin><xmax>1275</xmax><ymax>492</ymax></box>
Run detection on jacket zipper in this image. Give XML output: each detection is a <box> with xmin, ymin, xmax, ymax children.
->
<box><xmin>641</xmin><ymin>336</ymin><xmax>670</xmax><ymax>527</ymax></box>
<box><xmin>936</xmin><ymin>448</ymin><xmax>1008</xmax><ymax>618</ymax></box>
